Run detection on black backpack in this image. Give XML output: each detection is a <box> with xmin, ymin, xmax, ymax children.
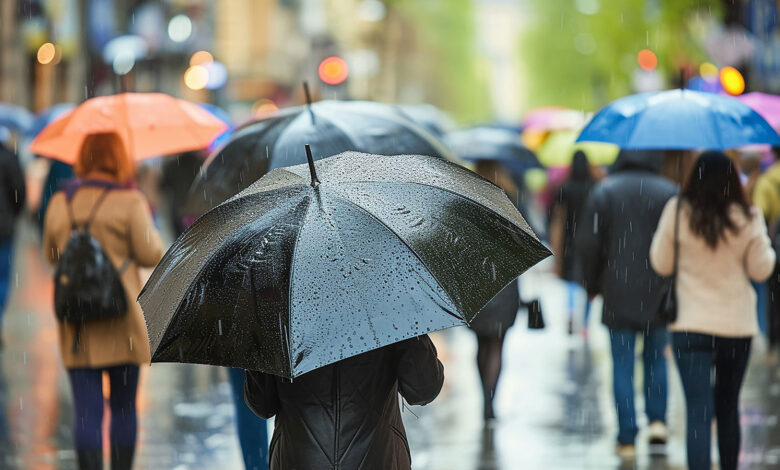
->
<box><xmin>54</xmin><ymin>188</ymin><xmax>129</xmax><ymax>351</ymax></box>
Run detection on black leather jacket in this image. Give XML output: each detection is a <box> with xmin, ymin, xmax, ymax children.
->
<box><xmin>245</xmin><ymin>335</ymin><xmax>444</xmax><ymax>470</ymax></box>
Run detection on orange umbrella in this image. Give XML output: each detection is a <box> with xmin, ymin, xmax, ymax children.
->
<box><xmin>29</xmin><ymin>92</ymin><xmax>228</xmax><ymax>163</ymax></box>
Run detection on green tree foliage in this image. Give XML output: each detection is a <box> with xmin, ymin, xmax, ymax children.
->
<box><xmin>520</xmin><ymin>0</ymin><xmax>720</xmax><ymax>110</ymax></box>
<box><xmin>390</xmin><ymin>0</ymin><xmax>492</xmax><ymax>122</ymax></box>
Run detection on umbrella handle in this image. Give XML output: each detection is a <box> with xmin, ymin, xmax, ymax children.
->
<box><xmin>305</xmin><ymin>144</ymin><xmax>320</xmax><ymax>188</ymax></box>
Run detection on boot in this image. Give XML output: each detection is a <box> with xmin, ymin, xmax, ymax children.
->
<box><xmin>76</xmin><ymin>448</ymin><xmax>103</xmax><ymax>470</ymax></box>
<box><xmin>110</xmin><ymin>445</ymin><xmax>135</xmax><ymax>470</ymax></box>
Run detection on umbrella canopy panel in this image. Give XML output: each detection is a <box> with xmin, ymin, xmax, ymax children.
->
<box><xmin>29</xmin><ymin>93</ymin><xmax>228</xmax><ymax>163</ymax></box>
<box><xmin>577</xmin><ymin>89</ymin><xmax>780</xmax><ymax>150</ymax></box>
<box><xmin>185</xmin><ymin>100</ymin><xmax>459</xmax><ymax>216</ymax></box>
<box><xmin>445</xmin><ymin>126</ymin><xmax>541</xmax><ymax>168</ymax></box>
<box><xmin>141</xmin><ymin>152</ymin><xmax>550</xmax><ymax>378</ymax></box>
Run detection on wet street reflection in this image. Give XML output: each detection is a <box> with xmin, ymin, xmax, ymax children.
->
<box><xmin>3</xmin><ymin>223</ymin><xmax>780</xmax><ymax>469</ymax></box>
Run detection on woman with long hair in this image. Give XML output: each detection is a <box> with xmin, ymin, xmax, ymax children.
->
<box><xmin>551</xmin><ymin>150</ymin><xmax>596</xmax><ymax>335</ymax></box>
<box><xmin>43</xmin><ymin>133</ymin><xmax>163</xmax><ymax>470</ymax></box>
<box><xmin>650</xmin><ymin>151</ymin><xmax>775</xmax><ymax>470</ymax></box>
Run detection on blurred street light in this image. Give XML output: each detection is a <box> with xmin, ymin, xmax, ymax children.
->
<box><xmin>318</xmin><ymin>56</ymin><xmax>349</xmax><ymax>85</ymax></box>
<box><xmin>204</xmin><ymin>61</ymin><xmax>228</xmax><ymax>90</ymax></box>
<box><xmin>190</xmin><ymin>50</ymin><xmax>214</xmax><ymax>67</ymax></box>
<box><xmin>168</xmin><ymin>14</ymin><xmax>192</xmax><ymax>43</ymax></box>
<box><xmin>184</xmin><ymin>65</ymin><xmax>209</xmax><ymax>90</ymax></box>
<box><xmin>720</xmin><ymin>66</ymin><xmax>745</xmax><ymax>95</ymax></box>
<box><xmin>700</xmin><ymin>62</ymin><xmax>719</xmax><ymax>82</ymax></box>
<box><xmin>37</xmin><ymin>42</ymin><xmax>56</xmax><ymax>65</ymax></box>
<box><xmin>637</xmin><ymin>49</ymin><xmax>657</xmax><ymax>71</ymax></box>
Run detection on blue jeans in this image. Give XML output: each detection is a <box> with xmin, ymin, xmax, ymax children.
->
<box><xmin>672</xmin><ymin>333</ymin><xmax>751</xmax><ymax>470</ymax></box>
<box><xmin>67</xmin><ymin>365</ymin><xmax>139</xmax><ymax>451</ymax></box>
<box><xmin>227</xmin><ymin>368</ymin><xmax>269</xmax><ymax>470</ymax></box>
<box><xmin>609</xmin><ymin>328</ymin><xmax>668</xmax><ymax>445</ymax></box>
<box><xmin>0</xmin><ymin>238</ymin><xmax>12</xmax><ymax>325</ymax></box>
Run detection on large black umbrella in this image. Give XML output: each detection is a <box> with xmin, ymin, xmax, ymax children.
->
<box><xmin>445</xmin><ymin>126</ymin><xmax>542</xmax><ymax>174</ymax></box>
<box><xmin>140</xmin><ymin>150</ymin><xmax>550</xmax><ymax>378</ymax></box>
<box><xmin>184</xmin><ymin>100</ymin><xmax>459</xmax><ymax>215</ymax></box>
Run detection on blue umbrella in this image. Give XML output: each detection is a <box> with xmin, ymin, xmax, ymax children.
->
<box><xmin>577</xmin><ymin>89</ymin><xmax>780</xmax><ymax>150</ymax></box>
<box><xmin>27</xmin><ymin>103</ymin><xmax>75</xmax><ymax>137</ymax></box>
<box><xmin>198</xmin><ymin>103</ymin><xmax>234</xmax><ymax>152</ymax></box>
<box><xmin>0</xmin><ymin>103</ymin><xmax>34</xmax><ymax>133</ymax></box>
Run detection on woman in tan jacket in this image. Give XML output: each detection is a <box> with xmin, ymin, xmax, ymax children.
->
<box><xmin>43</xmin><ymin>133</ymin><xmax>163</xmax><ymax>470</ymax></box>
<box><xmin>650</xmin><ymin>151</ymin><xmax>775</xmax><ymax>470</ymax></box>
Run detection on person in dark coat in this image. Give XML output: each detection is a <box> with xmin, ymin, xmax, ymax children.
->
<box><xmin>469</xmin><ymin>160</ymin><xmax>521</xmax><ymax>421</ymax></box>
<box><xmin>576</xmin><ymin>150</ymin><xmax>677</xmax><ymax>458</ymax></box>
<box><xmin>551</xmin><ymin>150</ymin><xmax>596</xmax><ymax>335</ymax></box>
<box><xmin>159</xmin><ymin>151</ymin><xmax>202</xmax><ymax>238</ymax></box>
<box><xmin>244</xmin><ymin>335</ymin><xmax>443</xmax><ymax>470</ymax></box>
<box><xmin>0</xmin><ymin>141</ymin><xmax>25</xmax><ymax>347</ymax></box>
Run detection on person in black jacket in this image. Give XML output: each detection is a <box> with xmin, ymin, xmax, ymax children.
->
<box><xmin>244</xmin><ymin>335</ymin><xmax>444</xmax><ymax>470</ymax></box>
<box><xmin>576</xmin><ymin>150</ymin><xmax>676</xmax><ymax>458</ymax></box>
<box><xmin>0</xmin><ymin>141</ymin><xmax>25</xmax><ymax>347</ymax></box>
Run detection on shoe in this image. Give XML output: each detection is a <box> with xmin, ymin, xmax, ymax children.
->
<box><xmin>110</xmin><ymin>445</ymin><xmax>135</xmax><ymax>470</ymax></box>
<box><xmin>615</xmin><ymin>443</ymin><xmax>635</xmax><ymax>460</ymax></box>
<box><xmin>648</xmin><ymin>421</ymin><xmax>668</xmax><ymax>445</ymax></box>
<box><xmin>76</xmin><ymin>448</ymin><xmax>103</xmax><ymax>470</ymax></box>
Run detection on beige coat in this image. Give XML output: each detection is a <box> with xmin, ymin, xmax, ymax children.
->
<box><xmin>43</xmin><ymin>181</ymin><xmax>163</xmax><ymax>368</ymax></box>
<box><xmin>650</xmin><ymin>197</ymin><xmax>775</xmax><ymax>338</ymax></box>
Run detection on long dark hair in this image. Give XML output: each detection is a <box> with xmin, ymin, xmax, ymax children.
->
<box><xmin>681</xmin><ymin>151</ymin><xmax>750</xmax><ymax>249</ymax></box>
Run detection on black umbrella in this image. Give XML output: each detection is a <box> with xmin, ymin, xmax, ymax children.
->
<box><xmin>184</xmin><ymin>100</ymin><xmax>459</xmax><ymax>215</ymax></box>
<box><xmin>140</xmin><ymin>149</ymin><xmax>550</xmax><ymax>378</ymax></box>
<box><xmin>445</xmin><ymin>126</ymin><xmax>542</xmax><ymax>173</ymax></box>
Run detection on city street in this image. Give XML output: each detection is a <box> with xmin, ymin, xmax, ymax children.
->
<box><xmin>2</xmin><ymin>221</ymin><xmax>780</xmax><ymax>470</ymax></box>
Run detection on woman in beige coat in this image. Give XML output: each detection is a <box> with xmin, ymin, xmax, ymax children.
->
<box><xmin>43</xmin><ymin>133</ymin><xmax>163</xmax><ymax>470</ymax></box>
<box><xmin>650</xmin><ymin>151</ymin><xmax>775</xmax><ymax>470</ymax></box>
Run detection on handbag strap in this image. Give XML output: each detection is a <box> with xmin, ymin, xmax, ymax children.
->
<box><xmin>672</xmin><ymin>195</ymin><xmax>681</xmax><ymax>277</ymax></box>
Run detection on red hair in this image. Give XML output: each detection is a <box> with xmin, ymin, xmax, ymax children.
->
<box><xmin>75</xmin><ymin>132</ymin><xmax>134</xmax><ymax>184</ymax></box>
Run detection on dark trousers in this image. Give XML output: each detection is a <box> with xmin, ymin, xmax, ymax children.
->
<box><xmin>672</xmin><ymin>332</ymin><xmax>751</xmax><ymax>470</ymax></box>
<box><xmin>67</xmin><ymin>365</ymin><xmax>139</xmax><ymax>452</ymax></box>
<box><xmin>0</xmin><ymin>238</ymin><xmax>12</xmax><ymax>325</ymax></box>
<box><xmin>608</xmin><ymin>328</ymin><xmax>668</xmax><ymax>445</ymax></box>
<box><xmin>227</xmin><ymin>368</ymin><xmax>269</xmax><ymax>470</ymax></box>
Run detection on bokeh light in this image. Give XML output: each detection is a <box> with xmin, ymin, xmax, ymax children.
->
<box><xmin>168</xmin><ymin>14</ymin><xmax>192</xmax><ymax>43</ymax></box>
<box><xmin>204</xmin><ymin>61</ymin><xmax>228</xmax><ymax>90</ymax></box>
<box><xmin>720</xmin><ymin>66</ymin><xmax>745</xmax><ymax>95</ymax></box>
<box><xmin>190</xmin><ymin>50</ymin><xmax>214</xmax><ymax>67</ymax></box>
<box><xmin>699</xmin><ymin>62</ymin><xmax>718</xmax><ymax>82</ymax></box>
<box><xmin>37</xmin><ymin>42</ymin><xmax>56</xmax><ymax>65</ymax></box>
<box><xmin>357</xmin><ymin>0</ymin><xmax>387</xmax><ymax>22</ymax></box>
<box><xmin>637</xmin><ymin>49</ymin><xmax>657</xmax><ymax>71</ymax></box>
<box><xmin>113</xmin><ymin>51</ymin><xmax>135</xmax><ymax>75</ymax></box>
<box><xmin>318</xmin><ymin>56</ymin><xmax>349</xmax><ymax>85</ymax></box>
<box><xmin>184</xmin><ymin>65</ymin><xmax>208</xmax><ymax>90</ymax></box>
<box><xmin>252</xmin><ymin>98</ymin><xmax>280</xmax><ymax>116</ymax></box>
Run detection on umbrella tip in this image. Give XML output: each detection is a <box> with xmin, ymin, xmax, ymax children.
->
<box><xmin>305</xmin><ymin>144</ymin><xmax>320</xmax><ymax>188</ymax></box>
<box><xmin>303</xmin><ymin>81</ymin><xmax>312</xmax><ymax>107</ymax></box>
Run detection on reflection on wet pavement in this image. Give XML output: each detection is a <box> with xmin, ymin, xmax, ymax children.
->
<box><xmin>2</xmin><ymin>224</ymin><xmax>780</xmax><ymax>469</ymax></box>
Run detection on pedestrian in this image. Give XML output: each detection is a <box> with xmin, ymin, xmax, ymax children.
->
<box><xmin>42</xmin><ymin>132</ymin><xmax>163</xmax><ymax>470</ymax></box>
<box><xmin>0</xmin><ymin>140</ymin><xmax>26</xmax><ymax>347</ymax></box>
<box><xmin>469</xmin><ymin>160</ymin><xmax>522</xmax><ymax>421</ymax></box>
<box><xmin>244</xmin><ymin>335</ymin><xmax>444</xmax><ymax>470</ymax></box>
<box><xmin>159</xmin><ymin>151</ymin><xmax>202</xmax><ymax>238</ymax></box>
<box><xmin>550</xmin><ymin>150</ymin><xmax>596</xmax><ymax>335</ymax></box>
<box><xmin>577</xmin><ymin>150</ymin><xmax>677</xmax><ymax>458</ymax></box>
<box><xmin>650</xmin><ymin>151</ymin><xmax>775</xmax><ymax>470</ymax></box>
<box><xmin>752</xmin><ymin>146</ymin><xmax>780</xmax><ymax>349</ymax></box>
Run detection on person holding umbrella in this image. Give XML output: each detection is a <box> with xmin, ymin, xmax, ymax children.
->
<box><xmin>138</xmin><ymin>149</ymin><xmax>550</xmax><ymax>469</ymax></box>
<box><xmin>43</xmin><ymin>132</ymin><xmax>163</xmax><ymax>470</ymax></box>
<box><xmin>0</xmin><ymin>138</ymin><xmax>25</xmax><ymax>347</ymax></box>
<box><xmin>651</xmin><ymin>151</ymin><xmax>775</xmax><ymax>470</ymax></box>
<box><xmin>550</xmin><ymin>150</ymin><xmax>597</xmax><ymax>336</ymax></box>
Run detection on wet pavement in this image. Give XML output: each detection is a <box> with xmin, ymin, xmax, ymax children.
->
<box><xmin>2</xmin><ymin>221</ymin><xmax>780</xmax><ymax>469</ymax></box>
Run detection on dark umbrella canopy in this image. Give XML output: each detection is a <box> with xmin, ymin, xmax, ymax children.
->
<box><xmin>445</xmin><ymin>126</ymin><xmax>542</xmax><ymax>172</ymax></box>
<box><xmin>184</xmin><ymin>100</ymin><xmax>459</xmax><ymax>215</ymax></box>
<box><xmin>140</xmin><ymin>151</ymin><xmax>550</xmax><ymax>378</ymax></box>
